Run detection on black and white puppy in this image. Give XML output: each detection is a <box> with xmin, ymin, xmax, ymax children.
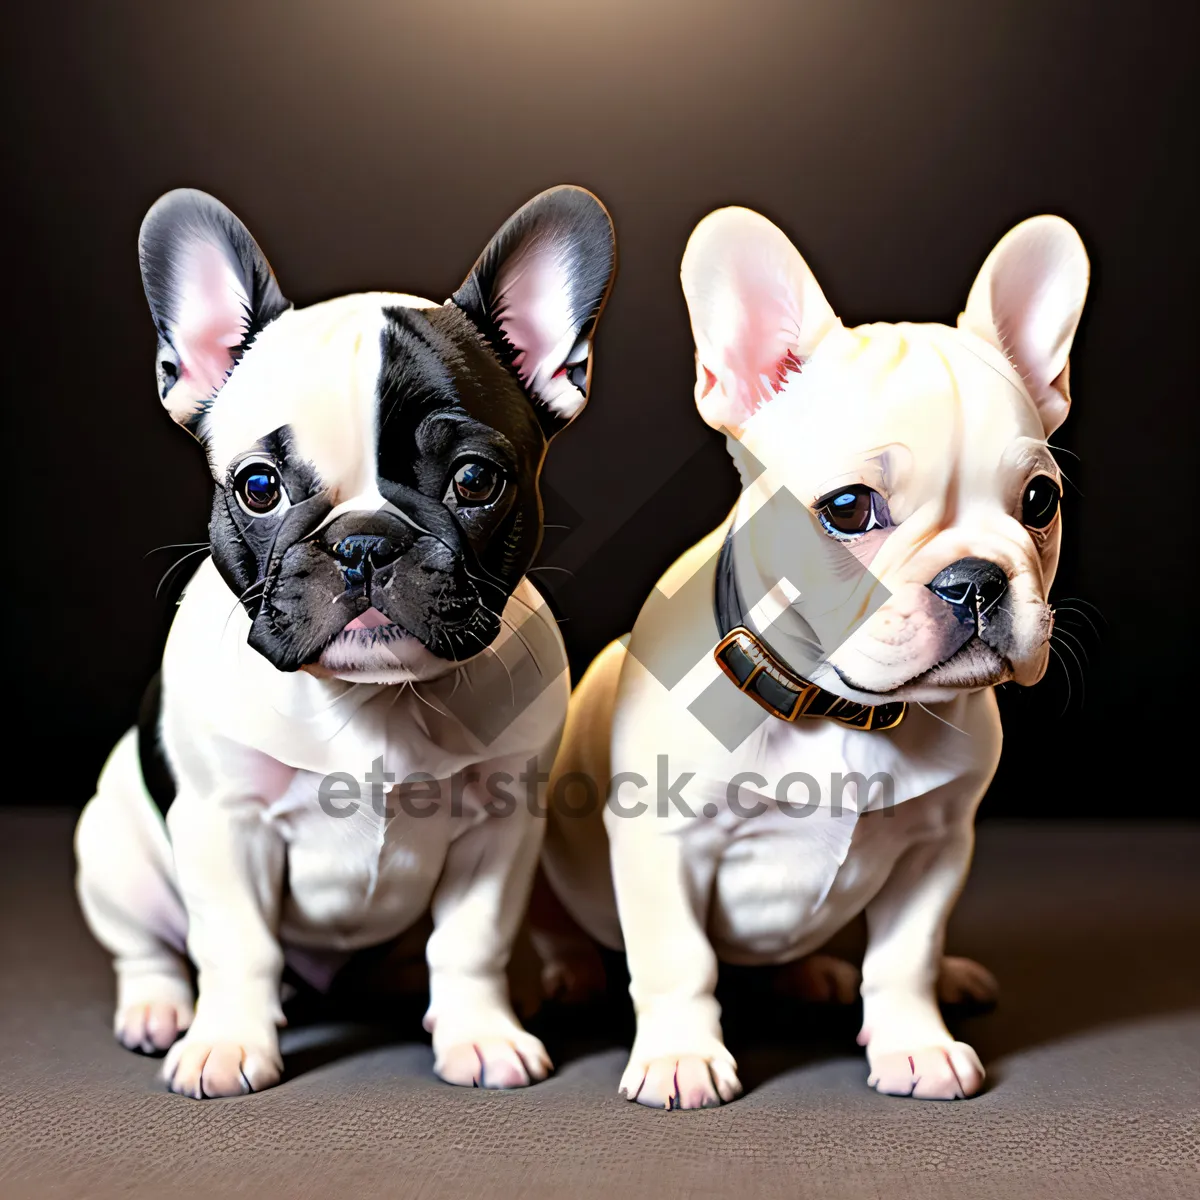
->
<box><xmin>75</xmin><ymin>186</ymin><xmax>616</xmax><ymax>1098</ymax></box>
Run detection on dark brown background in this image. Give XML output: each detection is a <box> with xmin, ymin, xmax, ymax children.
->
<box><xmin>4</xmin><ymin>0</ymin><xmax>1195</xmax><ymax>814</ymax></box>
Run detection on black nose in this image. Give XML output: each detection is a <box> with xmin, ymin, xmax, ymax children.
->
<box><xmin>928</xmin><ymin>557</ymin><xmax>1008</xmax><ymax>623</ymax></box>
<box><xmin>333</xmin><ymin>534</ymin><xmax>399</xmax><ymax>584</ymax></box>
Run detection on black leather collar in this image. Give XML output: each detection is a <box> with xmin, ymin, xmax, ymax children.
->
<box><xmin>712</xmin><ymin>526</ymin><xmax>906</xmax><ymax>732</ymax></box>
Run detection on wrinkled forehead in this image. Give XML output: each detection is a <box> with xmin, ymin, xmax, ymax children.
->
<box><xmin>741</xmin><ymin>322</ymin><xmax>1047</xmax><ymax>484</ymax></box>
<box><xmin>205</xmin><ymin>292</ymin><xmax>437</xmax><ymax>484</ymax></box>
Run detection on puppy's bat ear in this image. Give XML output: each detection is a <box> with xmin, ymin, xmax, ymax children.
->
<box><xmin>450</xmin><ymin>186</ymin><xmax>616</xmax><ymax>431</ymax></box>
<box><xmin>960</xmin><ymin>215</ymin><xmax>1089</xmax><ymax>437</ymax></box>
<box><xmin>682</xmin><ymin>207</ymin><xmax>840</xmax><ymax>436</ymax></box>
<box><xmin>139</xmin><ymin>189</ymin><xmax>291</xmax><ymax>432</ymax></box>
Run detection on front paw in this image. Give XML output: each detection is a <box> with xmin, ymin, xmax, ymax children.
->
<box><xmin>113</xmin><ymin>962</ymin><xmax>195</xmax><ymax>1056</ymax></box>
<box><xmin>433</xmin><ymin>1024</ymin><xmax>552</xmax><ymax>1090</ymax></box>
<box><xmin>116</xmin><ymin>997</ymin><xmax>193</xmax><ymax>1055</ymax></box>
<box><xmin>163</xmin><ymin>1032</ymin><xmax>282</xmax><ymax>1099</ymax></box>
<box><xmin>619</xmin><ymin>1038</ymin><xmax>742</xmax><ymax>1110</ymax></box>
<box><xmin>867</xmin><ymin>1041</ymin><xmax>985</xmax><ymax>1100</ymax></box>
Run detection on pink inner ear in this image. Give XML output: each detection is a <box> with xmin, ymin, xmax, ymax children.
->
<box><xmin>174</xmin><ymin>238</ymin><xmax>250</xmax><ymax>400</ymax></box>
<box><xmin>703</xmin><ymin>266</ymin><xmax>813</xmax><ymax>417</ymax></box>
<box><xmin>495</xmin><ymin>243</ymin><xmax>576</xmax><ymax>396</ymax></box>
<box><xmin>770</xmin><ymin>349</ymin><xmax>805</xmax><ymax>393</ymax></box>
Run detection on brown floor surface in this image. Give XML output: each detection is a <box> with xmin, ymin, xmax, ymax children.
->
<box><xmin>1</xmin><ymin>810</ymin><xmax>1197</xmax><ymax>1199</ymax></box>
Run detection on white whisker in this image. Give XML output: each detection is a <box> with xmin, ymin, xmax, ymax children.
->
<box><xmin>1053</xmin><ymin>633</ymin><xmax>1087</xmax><ymax>708</ymax></box>
<box><xmin>916</xmin><ymin>702</ymin><xmax>970</xmax><ymax>737</ymax></box>
<box><xmin>144</xmin><ymin>541</ymin><xmax>208</xmax><ymax>559</ymax></box>
<box><xmin>1052</xmin><ymin>624</ymin><xmax>1091</xmax><ymax>666</ymax></box>
<box><xmin>155</xmin><ymin>547</ymin><xmax>210</xmax><ymax>599</ymax></box>
<box><xmin>1048</xmin><ymin>643</ymin><xmax>1074</xmax><ymax>717</ymax></box>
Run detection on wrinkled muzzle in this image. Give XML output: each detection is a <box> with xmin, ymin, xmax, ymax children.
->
<box><xmin>247</xmin><ymin>508</ymin><xmax>501</xmax><ymax>671</ymax></box>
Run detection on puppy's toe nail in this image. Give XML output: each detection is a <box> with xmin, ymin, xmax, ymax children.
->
<box><xmin>618</xmin><ymin>1067</ymin><xmax>648</xmax><ymax>1104</ymax></box>
<box><xmin>869</xmin><ymin>1043</ymin><xmax>984</xmax><ymax>1101</ymax></box>
<box><xmin>146</xmin><ymin>1004</ymin><xmax>182</xmax><ymax>1051</ymax></box>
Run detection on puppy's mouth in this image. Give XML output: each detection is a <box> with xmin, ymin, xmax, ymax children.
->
<box><xmin>339</xmin><ymin>606</ymin><xmax>404</xmax><ymax>638</ymax></box>
<box><xmin>899</xmin><ymin>636</ymin><xmax>1012</xmax><ymax>691</ymax></box>
<box><xmin>830</xmin><ymin>634</ymin><xmax>1013</xmax><ymax>700</ymax></box>
<box><xmin>314</xmin><ymin>599</ymin><xmax>495</xmax><ymax>664</ymax></box>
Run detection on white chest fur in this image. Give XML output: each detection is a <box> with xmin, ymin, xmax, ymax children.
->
<box><xmin>158</xmin><ymin>560</ymin><xmax>569</xmax><ymax>953</ymax></box>
<box><xmin>702</xmin><ymin>704</ymin><xmax>999</xmax><ymax>963</ymax></box>
<box><xmin>606</xmin><ymin>656</ymin><xmax>1001</xmax><ymax>962</ymax></box>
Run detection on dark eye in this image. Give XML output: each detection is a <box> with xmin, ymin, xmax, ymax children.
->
<box><xmin>233</xmin><ymin>461</ymin><xmax>284</xmax><ymax>516</ymax></box>
<box><xmin>816</xmin><ymin>485</ymin><xmax>885</xmax><ymax>537</ymax></box>
<box><xmin>1021</xmin><ymin>475</ymin><xmax>1061</xmax><ymax>529</ymax></box>
<box><xmin>451</xmin><ymin>460</ymin><xmax>502</xmax><ymax>506</ymax></box>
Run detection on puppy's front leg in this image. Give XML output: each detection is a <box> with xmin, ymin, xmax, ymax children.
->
<box><xmin>423</xmin><ymin>769</ymin><xmax>550</xmax><ymax>1090</ymax></box>
<box><xmin>609</xmin><ymin>819</ymin><xmax>739</xmax><ymax>1109</ymax></box>
<box><xmin>859</xmin><ymin>810</ymin><xmax>984</xmax><ymax>1100</ymax></box>
<box><xmin>163</xmin><ymin>789</ymin><xmax>286</xmax><ymax>1099</ymax></box>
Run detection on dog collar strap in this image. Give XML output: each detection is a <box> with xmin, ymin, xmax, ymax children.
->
<box><xmin>713</xmin><ymin>626</ymin><xmax>906</xmax><ymax>731</ymax></box>
<box><xmin>712</xmin><ymin>530</ymin><xmax>906</xmax><ymax>732</ymax></box>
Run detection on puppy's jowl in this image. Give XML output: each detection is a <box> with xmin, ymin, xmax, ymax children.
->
<box><xmin>540</xmin><ymin>207</ymin><xmax>1088</xmax><ymax>1107</ymax></box>
<box><xmin>75</xmin><ymin>186</ymin><xmax>615</xmax><ymax>1097</ymax></box>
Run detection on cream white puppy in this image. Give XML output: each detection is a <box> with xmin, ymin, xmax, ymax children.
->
<box><xmin>75</xmin><ymin>185</ymin><xmax>616</xmax><ymax>1098</ymax></box>
<box><xmin>541</xmin><ymin>207</ymin><xmax>1088</xmax><ymax>1108</ymax></box>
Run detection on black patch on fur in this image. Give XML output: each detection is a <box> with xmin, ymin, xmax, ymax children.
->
<box><xmin>137</xmin><ymin>672</ymin><xmax>176</xmax><ymax>817</ymax></box>
<box><xmin>379</xmin><ymin>303</ymin><xmax>548</xmax><ymax>588</ymax></box>
<box><xmin>208</xmin><ymin>424</ymin><xmax>331</xmax><ymax>622</ymax></box>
